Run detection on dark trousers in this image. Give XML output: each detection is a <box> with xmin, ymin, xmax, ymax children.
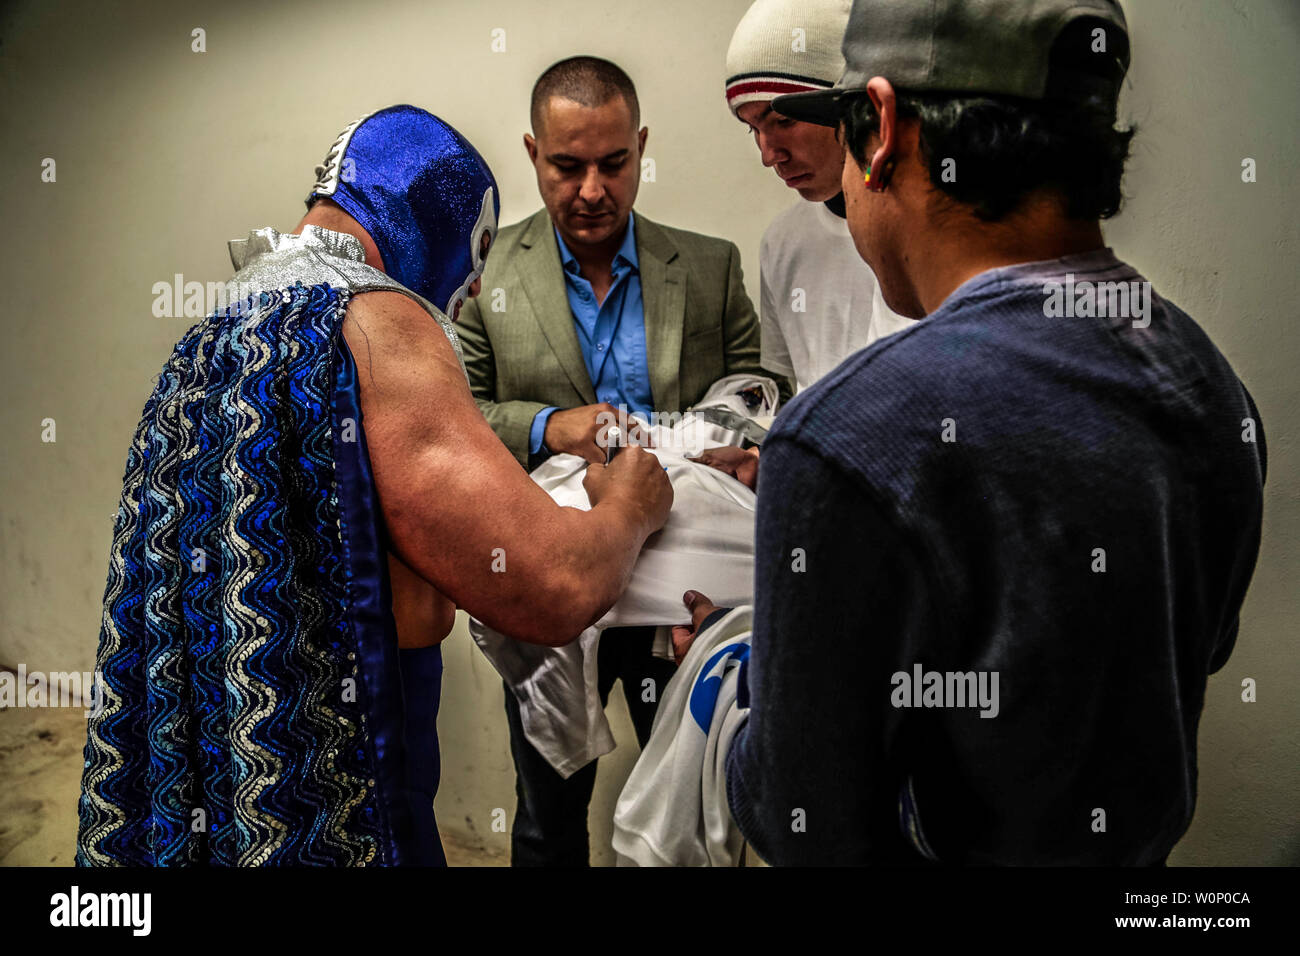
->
<box><xmin>399</xmin><ymin>644</ymin><xmax>447</xmax><ymax>866</ymax></box>
<box><xmin>503</xmin><ymin>625</ymin><xmax>678</xmax><ymax>866</ymax></box>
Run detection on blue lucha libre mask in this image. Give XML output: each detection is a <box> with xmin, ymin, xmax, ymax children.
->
<box><xmin>307</xmin><ymin>105</ymin><xmax>500</xmax><ymax>320</ymax></box>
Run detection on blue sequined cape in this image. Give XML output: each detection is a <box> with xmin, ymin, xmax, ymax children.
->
<box><xmin>78</xmin><ymin>227</ymin><xmax>461</xmax><ymax>865</ymax></box>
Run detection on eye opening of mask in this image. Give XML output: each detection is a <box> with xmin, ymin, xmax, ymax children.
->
<box><xmin>443</xmin><ymin>185</ymin><xmax>498</xmax><ymax>318</ymax></box>
<box><xmin>468</xmin><ymin>186</ymin><xmax>497</xmax><ymax>273</ymax></box>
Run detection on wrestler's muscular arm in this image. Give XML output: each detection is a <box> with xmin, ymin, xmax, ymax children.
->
<box><xmin>387</xmin><ymin>550</ymin><xmax>455</xmax><ymax>649</ymax></box>
<box><xmin>343</xmin><ymin>291</ymin><xmax>673</xmax><ymax>647</ymax></box>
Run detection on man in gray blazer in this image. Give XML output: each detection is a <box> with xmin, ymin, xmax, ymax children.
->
<box><xmin>457</xmin><ymin>56</ymin><xmax>788</xmax><ymax>865</ymax></box>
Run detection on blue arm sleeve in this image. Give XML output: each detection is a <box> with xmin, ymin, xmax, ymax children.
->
<box><xmin>724</xmin><ymin>434</ymin><xmax>924</xmax><ymax>865</ymax></box>
<box><xmin>528</xmin><ymin>406</ymin><xmax>561</xmax><ymax>457</ymax></box>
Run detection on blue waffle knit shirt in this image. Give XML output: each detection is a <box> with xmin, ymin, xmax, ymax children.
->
<box><xmin>724</xmin><ymin>248</ymin><xmax>1266</xmax><ymax>866</ymax></box>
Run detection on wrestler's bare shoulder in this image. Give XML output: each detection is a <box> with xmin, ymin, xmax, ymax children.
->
<box><xmin>341</xmin><ymin>289</ymin><xmax>465</xmax><ymax>385</ymax></box>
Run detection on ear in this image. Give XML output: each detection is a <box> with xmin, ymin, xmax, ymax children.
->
<box><xmin>523</xmin><ymin>132</ymin><xmax>538</xmax><ymax>164</ymax></box>
<box><xmin>637</xmin><ymin>126</ymin><xmax>648</xmax><ymax>154</ymax></box>
<box><xmin>865</xmin><ymin>76</ymin><xmax>898</xmax><ymax>191</ymax></box>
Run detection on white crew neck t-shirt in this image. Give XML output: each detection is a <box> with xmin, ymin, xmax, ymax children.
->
<box><xmin>758</xmin><ymin>200</ymin><xmax>914</xmax><ymax>393</ymax></box>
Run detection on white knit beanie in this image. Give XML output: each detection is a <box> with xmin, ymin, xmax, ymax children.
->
<box><xmin>724</xmin><ymin>0</ymin><xmax>852</xmax><ymax>116</ymax></box>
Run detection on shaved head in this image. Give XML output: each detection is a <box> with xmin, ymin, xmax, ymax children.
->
<box><xmin>530</xmin><ymin>56</ymin><xmax>640</xmax><ymax>134</ymax></box>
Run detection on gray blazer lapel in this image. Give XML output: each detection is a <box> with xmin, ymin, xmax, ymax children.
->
<box><xmin>636</xmin><ymin>215</ymin><xmax>686</xmax><ymax>412</ymax></box>
<box><xmin>516</xmin><ymin>210</ymin><xmax>597</xmax><ymax>405</ymax></box>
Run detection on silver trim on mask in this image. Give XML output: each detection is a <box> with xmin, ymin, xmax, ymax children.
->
<box><xmin>309</xmin><ymin>109</ymin><xmax>377</xmax><ymax>199</ymax></box>
<box><xmin>444</xmin><ymin>185</ymin><xmax>498</xmax><ymax>319</ymax></box>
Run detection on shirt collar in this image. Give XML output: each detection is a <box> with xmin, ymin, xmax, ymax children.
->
<box><xmin>229</xmin><ymin>225</ymin><xmax>367</xmax><ymax>271</ymax></box>
<box><xmin>554</xmin><ymin>212</ymin><xmax>639</xmax><ymax>277</ymax></box>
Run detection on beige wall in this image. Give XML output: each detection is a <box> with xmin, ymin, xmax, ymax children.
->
<box><xmin>1</xmin><ymin>0</ymin><xmax>1295</xmax><ymax>866</ymax></box>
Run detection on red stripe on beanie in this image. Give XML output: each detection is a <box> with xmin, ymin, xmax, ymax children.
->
<box><xmin>726</xmin><ymin>79</ymin><xmax>824</xmax><ymax>102</ymax></box>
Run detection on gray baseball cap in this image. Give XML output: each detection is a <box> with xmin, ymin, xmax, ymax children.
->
<box><xmin>773</xmin><ymin>0</ymin><xmax>1130</xmax><ymax>127</ymax></box>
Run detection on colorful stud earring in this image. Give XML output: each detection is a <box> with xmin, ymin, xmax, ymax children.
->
<box><xmin>864</xmin><ymin>163</ymin><xmax>872</xmax><ymax>184</ymax></box>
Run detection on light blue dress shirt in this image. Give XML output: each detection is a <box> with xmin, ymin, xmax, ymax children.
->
<box><xmin>529</xmin><ymin>213</ymin><xmax>653</xmax><ymax>458</ymax></box>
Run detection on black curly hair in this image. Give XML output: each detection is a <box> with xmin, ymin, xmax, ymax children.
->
<box><xmin>837</xmin><ymin>18</ymin><xmax>1135</xmax><ymax>222</ymax></box>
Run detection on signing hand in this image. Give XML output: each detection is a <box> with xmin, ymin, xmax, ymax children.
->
<box><xmin>582</xmin><ymin>444</ymin><xmax>674</xmax><ymax>535</ymax></box>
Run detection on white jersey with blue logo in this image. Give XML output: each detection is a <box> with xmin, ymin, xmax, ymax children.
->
<box><xmin>613</xmin><ymin>606</ymin><xmax>753</xmax><ymax>867</ymax></box>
